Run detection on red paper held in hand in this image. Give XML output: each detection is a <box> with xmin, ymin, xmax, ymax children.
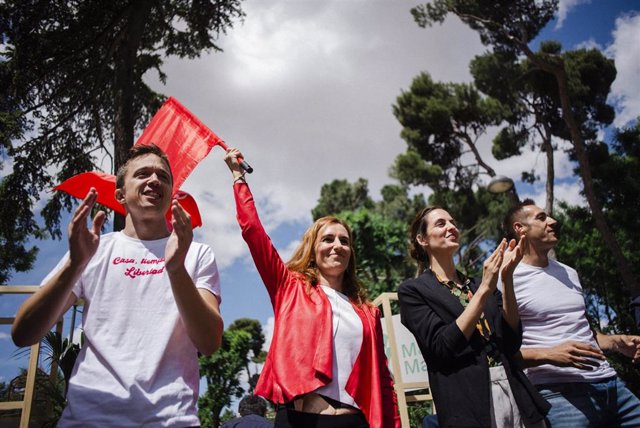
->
<box><xmin>54</xmin><ymin>97</ymin><xmax>219</xmax><ymax>228</ymax></box>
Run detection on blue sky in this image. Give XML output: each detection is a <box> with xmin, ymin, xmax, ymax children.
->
<box><xmin>547</xmin><ymin>0</ymin><xmax>630</xmax><ymax>43</ymax></box>
<box><xmin>1</xmin><ymin>0</ymin><xmax>639</xmax><ymax>408</ymax></box>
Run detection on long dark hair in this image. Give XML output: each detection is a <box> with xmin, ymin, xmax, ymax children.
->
<box><xmin>408</xmin><ymin>206</ymin><xmax>443</xmax><ymax>276</ymax></box>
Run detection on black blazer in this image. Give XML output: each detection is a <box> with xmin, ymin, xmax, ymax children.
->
<box><xmin>398</xmin><ymin>270</ymin><xmax>549</xmax><ymax>428</ymax></box>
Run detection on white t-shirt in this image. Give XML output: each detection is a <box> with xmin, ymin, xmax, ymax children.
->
<box><xmin>512</xmin><ymin>259</ymin><xmax>616</xmax><ymax>385</ymax></box>
<box><xmin>43</xmin><ymin>232</ymin><xmax>221</xmax><ymax>427</ymax></box>
<box><xmin>315</xmin><ymin>285</ymin><xmax>363</xmax><ymax>408</ymax></box>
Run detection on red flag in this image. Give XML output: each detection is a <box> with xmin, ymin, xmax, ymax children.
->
<box><xmin>167</xmin><ymin>191</ymin><xmax>203</xmax><ymax>229</ymax></box>
<box><xmin>54</xmin><ymin>173</ymin><xmax>203</xmax><ymax>229</ymax></box>
<box><xmin>55</xmin><ymin>172</ymin><xmax>125</xmax><ymax>216</ymax></box>
<box><xmin>54</xmin><ymin>97</ymin><xmax>218</xmax><ymax>228</ymax></box>
<box><xmin>135</xmin><ymin>97</ymin><xmax>223</xmax><ymax>193</ymax></box>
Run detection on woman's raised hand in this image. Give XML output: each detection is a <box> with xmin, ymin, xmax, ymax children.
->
<box><xmin>224</xmin><ymin>147</ymin><xmax>243</xmax><ymax>170</ymax></box>
<box><xmin>480</xmin><ymin>239</ymin><xmax>507</xmax><ymax>293</ymax></box>
<box><xmin>224</xmin><ymin>147</ymin><xmax>246</xmax><ymax>181</ymax></box>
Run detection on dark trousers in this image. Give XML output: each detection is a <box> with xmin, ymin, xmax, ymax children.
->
<box><xmin>275</xmin><ymin>406</ymin><xmax>369</xmax><ymax>428</ymax></box>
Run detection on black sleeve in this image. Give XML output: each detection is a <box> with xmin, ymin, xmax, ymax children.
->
<box><xmin>492</xmin><ymin>288</ymin><xmax>523</xmax><ymax>356</ymax></box>
<box><xmin>398</xmin><ymin>280</ymin><xmax>475</xmax><ymax>364</ymax></box>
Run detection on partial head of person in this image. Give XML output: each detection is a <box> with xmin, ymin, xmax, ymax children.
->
<box><xmin>114</xmin><ymin>144</ymin><xmax>174</xmax><ymax>216</ymax></box>
<box><xmin>409</xmin><ymin>206</ymin><xmax>459</xmax><ymax>275</ymax></box>
<box><xmin>502</xmin><ymin>199</ymin><xmax>559</xmax><ymax>253</ymax></box>
<box><xmin>287</xmin><ymin>216</ymin><xmax>367</xmax><ymax>304</ymax></box>
<box><xmin>238</xmin><ymin>394</ymin><xmax>268</xmax><ymax>417</ymax></box>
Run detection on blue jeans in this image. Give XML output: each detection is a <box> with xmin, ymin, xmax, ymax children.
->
<box><xmin>422</xmin><ymin>414</ymin><xmax>439</xmax><ymax>428</ymax></box>
<box><xmin>538</xmin><ymin>376</ymin><xmax>640</xmax><ymax>427</ymax></box>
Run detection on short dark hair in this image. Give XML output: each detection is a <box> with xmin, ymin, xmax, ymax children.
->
<box><xmin>502</xmin><ymin>198</ymin><xmax>536</xmax><ymax>241</ymax></box>
<box><xmin>238</xmin><ymin>395</ymin><xmax>267</xmax><ymax>417</ymax></box>
<box><xmin>115</xmin><ymin>144</ymin><xmax>173</xmax><ymax>188</ymax></box>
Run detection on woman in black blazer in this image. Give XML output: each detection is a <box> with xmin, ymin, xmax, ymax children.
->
<box><xmin>398</xmin><ymin>207</ymin><xmax>549</xmax><ymax>428</ymax></box>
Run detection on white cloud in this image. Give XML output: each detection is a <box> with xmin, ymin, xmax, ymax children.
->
<box><xmin>224</xmin><ymin>3</ymin><xmax>354</xmax><ymax>88</ymax></box>
<box><xmin>555</xmin><ymin>0</ymin><xmax>591</xmax><ymax>29</ymax></box>
<box><xmin>606</xmin><ymin>12</ymin><xmax>640</xmax><ymax>127</ymax></box>
<box><xmin>0</xmin><ymin>332</ymin><xmax>10</xmax><ymax>340</ymax></box>
<box><xmin>147</xmin><ymin>0</ymin><xmax>486</xmax><ymax>269</ymax></box>
<box><xmin>574</xmin><ymin>37</ymin><xmax>602</xmax><ymax>51</ymax></box>
<box><xmin>553</xmin><ymin>181</ymin><xmax>586</xmax><ymax>207</ymax></box>
<box><xmin>278</xmin><ymin>239</ymin><xmax>301</xmax><ymax>264</ymax></box>
<box><xmin>473</xmin><ymin>125</ymin><xmax>578</xmax><ymax>202</ymax></box>
<box><xmin>552</xmin><ymin>140</ymin><xmax>579</xmax><ymax>180</ymax></box>
<box><xmin>516</xmin><ymin>177</ymin><xmax>585</xmax><ymax>209</ymax></box>
<box><xmin>262</xmin><ymin>316</ymin><xmax>275</xmax><ymax>352</ymax></box>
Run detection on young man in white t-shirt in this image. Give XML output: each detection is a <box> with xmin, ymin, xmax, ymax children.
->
<box><xmin>503</xmin><ymin>200</ymin><xmax>640</xmax><ymax>427</ymax></box>
<box><xmin>12</xmin><ymin>144</ymin><xmax>223</xmax><ymax>427</ymax></box>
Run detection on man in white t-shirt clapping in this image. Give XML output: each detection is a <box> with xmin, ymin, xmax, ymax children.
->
<box><xmin>502</xmin><ymin>199</ymin><xmax>640</xmax><ymax>427</ymax></box>
<box><xmin>12</xmin><ymin>144</ymin><xmax>223</xmax><ymax>427</ymax></box>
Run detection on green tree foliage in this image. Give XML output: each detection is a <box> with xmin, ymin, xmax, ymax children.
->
<box><xmin>470</xmin><ymin>43</ymin><xmax>615</xmax><ymax>213</ymax></box>
<box><xmin>0</xmin><ymin>367</ymin><xmax>66</xmax><ymax>427</ymax></box>
<box><xmin>555</xmin><ymin>119</ymin><xmax>640</xmax><ymax>393</ymax></box>
<box><xmin>339</xmin><ymin>208</ymin><xmax>414</xmax><ymax>297</ymax></box>
<box><xmin>311</xmin><ymin>178</ymin><xmax>374</xmax><ymax>221</ymax></box>
<box><xmin>391</xmin><ymin>72</ymin><xmax>504</xmax><ymax>192</ymax></box>
<box><xmin>311</xmin><ymin>179</ymin><xmax>425</xmax><ymax>297</ymax></box>
<box><xmin>0</xmin><ymin>381</ymin><xmax>7</xmax><ymax>400</ymax></box>
<box><xmin>556</xmin><ymin>120</ymin><xmax>640</xmax><ymax>332</ymax></box>
<box><xmin>219</xmin><ymin>409</ymin><xmax>237</xmax><ymax>425</ymax></box>
<box><xmin>198</xmin><ymin>319</ymin><xmax>265</xmax><ymax>428</ymax></box>
<box><xmin>502</xmin><ymin>40</ymin><xmax>616</xmax><ymax>142</ymax></box>
<box><xmin>408</xmin><ymin>401</ymin><xmax>435</xmax><ymax>428</ymax></box>
<box><xmin>40</xmin><ymin>331</ymin><xmax>81</xmax><ymax>397</ymax></box>
<box><xmin>227</xmin><ymin>318</ymin><xmax>266</xmax><ymax>393</ymax></box>
<box><xmin>411</xmin><ymin>0</ymin><xmax>557</xmax><ymax>54</ymax></box>
<box><xmin>0</xmin><ymin>0</ymin><xmax>245</xmax><ymax>283</ymax></box>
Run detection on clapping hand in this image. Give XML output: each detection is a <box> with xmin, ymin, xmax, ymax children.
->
<box><xmin>68</xmin><ymin>188</ymin><xmax>106</xmax><ymax>268</ymax></box>
<box><xmin>501</xmin><ymin>236</ymin><xmax>526</xmax><ymax>278</ymax></box>
<box><xmin>481</xmin><ymin>239</ymin><xmax>508</xmax><ymax>293</ymax></box>
<box><xmin>165</xmin><ymin>199</ymin><xmax>193</xmax><ymax>274</ymax></box>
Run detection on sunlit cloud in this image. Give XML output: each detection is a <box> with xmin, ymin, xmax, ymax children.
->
<box><xmin>555</xmin><ymin>0</ymin><xmax>591</xmax><ymax>29</ymax></box>
<box><xmin>607</xmin><ymin>12</ymin><xmax>640</xmax><ymax>127</ymax></box>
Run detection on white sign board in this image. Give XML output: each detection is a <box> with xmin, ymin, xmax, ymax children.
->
<box><xmin>381</xmin><ymin>314</ymin><xmax>428</xmax><ymax>384</ymax></box>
